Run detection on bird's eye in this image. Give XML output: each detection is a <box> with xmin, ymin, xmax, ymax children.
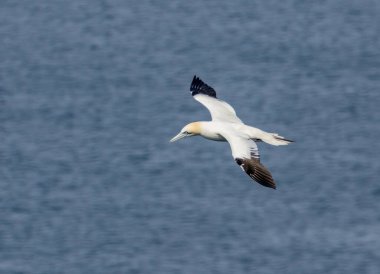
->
<box><xmin>184</xmin><ymin>131</ymin><xmax>189</xmax><ymax>135</ymax></box>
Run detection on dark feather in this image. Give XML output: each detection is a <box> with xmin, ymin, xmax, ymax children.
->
<box><xmin>190</xmin><ymin>75</ymin><xmax>217</xmax><ymax>98</ymax></box>
<box><xmin>274</xmin><ymin>136</ymin><xmax>294</xmax><ymax>143</ymax></box>
<box><xmin>235</xmin><ymin>158</ymin><xmax>276</xmax><ymax>189</ymax></box>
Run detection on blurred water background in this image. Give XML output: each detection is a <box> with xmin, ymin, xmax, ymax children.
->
<box><xmin>1</xmin><ymin>0</ymin><xmax>380</xmax><ymax>273</ymax></box>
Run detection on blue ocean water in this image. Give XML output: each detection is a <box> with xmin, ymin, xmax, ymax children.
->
<box><xmin>1</xmin><ymin>1</ymin><xmax>380</xmax><ymax>273</ymax></box>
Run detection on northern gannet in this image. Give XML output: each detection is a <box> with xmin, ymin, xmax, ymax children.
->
<box><xmin>170</xmin><ymin>76</ymin><xmax>293</xmax><ymax>189</ymax></box>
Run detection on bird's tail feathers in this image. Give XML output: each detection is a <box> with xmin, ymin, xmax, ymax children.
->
<box><xmin>261</xmin><ymin>133</ymin><xmax>294</xmax><ymax>146</ymax></box>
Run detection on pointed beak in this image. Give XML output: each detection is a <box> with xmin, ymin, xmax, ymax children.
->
<box><xmin>170</xmin><ymin>132</ymin><xmax>186</xmax><ymax>143</ymax></box>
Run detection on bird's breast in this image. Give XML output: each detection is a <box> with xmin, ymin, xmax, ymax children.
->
<box><xmin>200</xmin><ymin>125</ymin><xmax>226</xmax><ymax>141</ymax></box>
<box><xmin>202</xmin><ymin>133</ymin><xmax>226</xmax><ymax>142</ymax></box>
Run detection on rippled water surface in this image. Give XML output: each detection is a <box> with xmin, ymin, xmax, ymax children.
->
<box><xmin>1</xmin><ymin>1</ymin><xmax>380</xmax><ymax>273</ymax></box>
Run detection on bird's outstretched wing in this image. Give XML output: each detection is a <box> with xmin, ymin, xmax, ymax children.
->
<box><xmin>221</xmin><ymin>131</ymin><xmax>276</xmax><ymax>189</ymax></box>
<box><xmin>190</xmin><ymin>76</ymin><xmax>243</xmax><ymax>124</ymax></box>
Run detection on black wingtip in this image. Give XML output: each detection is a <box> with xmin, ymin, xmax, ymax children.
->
<box><xmin>190</xmin><ymin>75</ymin><xmax>217</xmax><ymax>98</ymax></box>
<box><xmin>235</xmin><ymin>158</ymin><xmax>277</xmax><ymax>189</ymax></box>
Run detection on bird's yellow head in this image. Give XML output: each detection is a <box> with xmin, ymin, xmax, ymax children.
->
<box><xmin>170</xmin><ymin>122</ymin><xmax>201</xmax><ymax>142</ymax></box>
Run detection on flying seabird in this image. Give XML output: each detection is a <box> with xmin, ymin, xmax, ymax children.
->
<box><xmin>170</xmin><ymin>76</ymin><xmax>293</xmax><ymax>189</ymax></box>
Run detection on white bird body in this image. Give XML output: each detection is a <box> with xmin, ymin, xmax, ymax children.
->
<box><xmin>196</xmin><ymin>121</ymin><xmax>227</xmax><ymax>141</ymax></box>
<box><xmin>194</xmin><ymin>121</ymin><xmax>265</xmax><ymax>142</ymax></box>
<box><xmin>197</xmin><ymin>121</ymin><xmax>270</xmax><ymax>141</ymax></box>
<box><xmin>170</xmin><ymin>76</ymin><xmax>293</xmax><ymax>189</ymax></box>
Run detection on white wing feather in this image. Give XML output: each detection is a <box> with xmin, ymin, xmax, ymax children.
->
<box><xmin>194</xmin><ymin>94</ymin><xmax>243</xmax><ymax>124</ymax></box>
<box><xmin>220</xmin><ymin>131</ymin><xmax>260</xmax><ymax>160</ymax></box>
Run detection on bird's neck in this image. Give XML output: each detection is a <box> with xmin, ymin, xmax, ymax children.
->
<box><xmin>194</xmin><ymin>121</ymin><xmax>226</xmax><ymax>141</ymax></box>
